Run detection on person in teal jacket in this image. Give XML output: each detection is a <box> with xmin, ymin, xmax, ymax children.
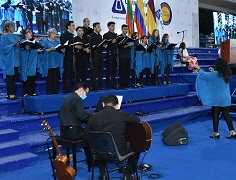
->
<box><xmin>195</xmin><ymin>58</ymin><xmax>236</xmax><ymax>139</ymax></box>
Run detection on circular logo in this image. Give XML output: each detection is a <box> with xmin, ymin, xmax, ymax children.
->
<box><xmin>161</xmin><ymin>2</ymin><xmax>172</xmax><ymax>25</ymax></box>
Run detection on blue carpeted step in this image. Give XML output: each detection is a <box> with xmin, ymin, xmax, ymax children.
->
<box><xmin>0</xmin><ymin>152</ymin><xmax>39</xmax><ymax>173</ymax></box>
<box><xmin>0</xmin><ymin>129</ymin><xmax>19</xmax><ymax>143</ymax></box>
<box><xmin>140</xmin><ymin>105</ymin><xmax>211</xmax><ymax>130</ymax></box>
<box><xmin>0</xmin><ymin>140</ymin><xmax>29</xmax><ymax>158</ymax></box>
<box><xmin>0</xmin><ymin>98</ymin><xmax>22</xmax><ymax>116</ymax></box>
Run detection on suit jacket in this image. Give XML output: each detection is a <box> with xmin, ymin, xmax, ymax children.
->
<box><xmin>85</xmin><ymin>106</ymin><xmax>140</xmax><ymax>155</ymax></box>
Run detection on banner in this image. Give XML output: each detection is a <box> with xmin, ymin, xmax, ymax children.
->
<box><xmin>72</xmin><ymin>0</ymin><xmax>199</xmax><ymax>47</ymax></box>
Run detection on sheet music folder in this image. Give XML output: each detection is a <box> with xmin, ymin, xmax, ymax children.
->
<box><xmin>55</xmin><ymin>40</ymin><xmax>69</xmax><ymax>51</ymax></box>
<box><xmin>20</xmin><ymin>39</ymin><xmax>44</xmax><ymax>49</ymax></box>
<box><xmin>166</xmin><ymin>43</ymin><xmax>177</xmax><ymax>50</ymax></box>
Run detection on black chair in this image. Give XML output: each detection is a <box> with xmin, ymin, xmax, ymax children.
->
<box><xmin>88</xmin><ymin>132</ymin><xmax>138</xmax><ymax>180</ymax></box>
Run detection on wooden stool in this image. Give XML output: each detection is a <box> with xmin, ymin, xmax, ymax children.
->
<box><xmin>52</xmin><ymin>135</ymin><xmax>90</xmax><ymax>173</ymax></box>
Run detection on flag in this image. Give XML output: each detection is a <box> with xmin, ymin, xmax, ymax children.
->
<box><xmin>126</xmin><ymin>0</ymin><xmax>134</xmax><ymax>35</ymax></box>
<box><xmin>155</xmin><ymin>0</ymin><xmax>164</xmax><ymax>37</ymax></box>
<box><xmin>135</xmin><ymin>0</ymin><xmax>146</xmax><ymax>37</ymax></box>
<box><xmin>146</xmin><ymin>0</ymin><xmax>157</xmax><ymax>36</ymax></box>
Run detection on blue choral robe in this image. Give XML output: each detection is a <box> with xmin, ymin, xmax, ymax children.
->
<box><xmin>160</xmin><ymin>42</ymin><xmax>174</xmax><ymax>75</ymax></box>
<box><xmin>0</xmin><ymin>34</ymin><xmax>20</xmax><ymax>78</ymax></box>
<box><xmin>148</xmin><ymin>38</ymin><xmax>162</xmax><ymax>74</ymax></box>
<box><xmin>20</xmin><ymin>39</ymin><xmax>42</xmax><ymax>81</ymax></box>
<box><xmin>195</xmin><ymin>69</ymin><xmax>231</xmax><ymax>107</ymax></box>
<box><xmin>41</xmin><ymin>39</ymin><xmax>64</xmax><ymax>77</ymax></box>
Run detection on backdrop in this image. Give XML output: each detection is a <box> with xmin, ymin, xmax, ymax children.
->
<box><xmin>72</xmin><ymin>0</ymin><xmax>199</xmax><ymax>47</ymax></box>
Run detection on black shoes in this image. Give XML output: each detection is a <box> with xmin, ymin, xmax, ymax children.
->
<box><xmin>122</xmin><ymin>174</ymin><xmax>139</xmax><ymax>180</ymax></box>
<box><xmin>209</xmin><ymin>134</ymin><xmax>220</xmax><ymax>139</ymax></box>
<box><xmin>226</xmin><ymin>134</ymin><xmax>236</xmax><ymax>139</ymax></box>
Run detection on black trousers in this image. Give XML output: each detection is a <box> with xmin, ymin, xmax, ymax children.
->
<box><xmin>119</xmin><ymin>58</ymin><xmax>131</xmax><ymax>88</ymax></box>
<box><xmin>46</xmin><ymin>68</ymin><xmax>60</xmax><ymax>94</ymax></box>
<box><xmin>91</xmin><ymin>51</ymin><xmax>103</xmax><ymax>89</ymax></box>
<box><xmin>63</xmin><ymin>54</ymin><xmax>74</xmax><ymax>93</ymax></box>
<box><xmin>23</xmin><ymin>76</ymin><xmax>36</xmax><ymax>95</ymax></box>
<box><xmin>145</xmin><ymin>68</ymin><xmax>151</xmax><ymax>85</ymax></box>
<box><xmin>106</xmin><ymin>52</ymin><xmax>117</xmax><ymax>88</ymax></box>
<box><xmin>151</xmin><ymin>66</ymin><xmax>159</xmax><ymax>85</ymax></box>
<box><xmin>162</xmin><ymin>64</ymin><xmax>171</xmax><ymax>83</ymax></box>
<box><xmin>6</xmin><ymin>67</ymin><xmax>18</xmax><ymax>96</ymax></box>
<box><xmin>132</xmin><ymin>70</ymin><xmax>143</xmax><ymax>85</ymax></box>
<box><xmin>211</xmin><ymin>106</ymin><xmax>234</xmax><ymax>132</ymax></box>
<box><xmin>75</xmin><ymin>54</ymin><xmax>88</xmax><ymax>85</ymax></box>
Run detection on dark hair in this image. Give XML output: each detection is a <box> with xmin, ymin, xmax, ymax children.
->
<box><xmin>104</xmin><ymin>95</ymin><xmax>118</xmax><ymax>106</ymax></box>
<box><xmin>93</xmin><ymin>22</ymin><xmax>100</xmax><ymax>28</ymax></box>
<box><xmin>215</xmin><ymin>58</ymin><xmax>232</xmax><ymax>83</ymax></box>
<box><xmin>107</xmin><ymin>21</ymin><xmax>115</xmax><ymax>27</ymax></box>
<box><xmin>83</xmin><ymin>18</ymin><xmax>89</xmax><ymax>23</ymax></box>
<box><xmin>141</xmin><ymin>35</ymin><xmax>148</xmax><ymax>40</ymax></box>
<box><xmin>75</xmin><ymin>26</ymin><xmax>83</xmax><ymax>31</ymax></box>
<box><xmin>75</xmin><ymin>82</ymin><xmax>90</xmax><ymax>91</ymax></box>
<box><xmin>66</xmin><ymin>21</ymin><xmax>74</xmax><ymax>29</ymax></box>
<box><xmin>151</xmin><ymin>29</ymin><xmax>160</xmax><ymax>41</ymax></box>
<box><xmin>161</xmin><ymin>33</ymin><xmax>169</xmax><ymax>42</ymax></box>
<box><xmin>179</xmin><ymin>42</ymin><xmax>186</xmax><ymax>49</ymax></box>
<box><xmin>21</xmin><ymin>28</ymin><xmax>31</xmax><ymax>39</ymax></box>
<box><xmin>121</xmin><ymin>24</ymin><xmax>128</xmax><ymax>29</ymax></box>
<box><xmin>131</xmin><ymin>32</ymin><xmax>139</xmax><ymax>39</ymax></box>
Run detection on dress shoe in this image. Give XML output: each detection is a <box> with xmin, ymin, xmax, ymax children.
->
<box><xmin>122</xmin><ymin>174</ymin><xmax>139</xmax><ymax>180</ymax></box>
<box><xmin>98</xmin><ymin>174</ymin><xmax>107</xmax><ymax>180</ymax></box>
<box><xmin>226</xmin><ymin>133</ymin><xmax>236</xmax><ymax>139</ymax></box>
<box><xmin>209</xmin><ymin>133</ymin><xmax>220</xmax><ymax>139</ymax></box>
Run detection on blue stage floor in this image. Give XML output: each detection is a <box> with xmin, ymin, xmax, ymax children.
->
<box><xmin>0</xmin><ymin>111</ymin><xmax>235</xmax><ymax>180</ymax></box>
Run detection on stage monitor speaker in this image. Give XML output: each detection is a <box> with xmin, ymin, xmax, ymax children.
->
<box><xmin>162</xmin><ymin>122</ymin><xmax>188</xmax><ymax>146</ymax></box>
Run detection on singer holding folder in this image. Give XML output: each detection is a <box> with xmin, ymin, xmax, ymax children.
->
<box><xmin>41</xmin><ymin>28</ymin><xmax>65</xmax><ymax>95</ymax></box>
<box><xmin>90</xmin><ymin>22</ymin><xmax>108</xmax><ymax>91</ymax></box>
<box><xmin>0</xmin><ymin>21</ymin><xmax>20</xmax><ymax>100</ymax></box>
<box><xmin>103</xmin><ymin>21</ymin><xmax>117</xmax><ymax>89</ymax></box>
<box><xmin>74</xmin><ymin>26</ymin><xmax>90</xmax><ymax>84</ymax></box>
<box><xmin>60</xmin><ymin>21</ymin><xmax>75</xmax><ymax>94</ymax></box>
<box><xmin>20</xmin><ymin>28</ymin><xmax>43</xmax><ymax>96</ymax></box>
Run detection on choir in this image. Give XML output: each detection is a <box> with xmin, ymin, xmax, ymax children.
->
<box><xmin>0</xmin><ymin>18</ymin><xmax>182</xmax><ymax>100</ymax></box>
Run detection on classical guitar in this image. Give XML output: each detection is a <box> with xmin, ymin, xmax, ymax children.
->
<box><xmin>42</xmin><ymin>120</ymin><xmax>76</xmax><ymax>180</ymax></box>
<box><xmin>125</xmin><ymin>121</ymin><xmax>152</xmax><ymax>153</ymax></box>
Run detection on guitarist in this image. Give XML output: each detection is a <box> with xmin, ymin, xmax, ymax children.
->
<box><xmin>85</xmin><ymin>95</ymin><xmax>140</xmax><ymax>180</ymax></box>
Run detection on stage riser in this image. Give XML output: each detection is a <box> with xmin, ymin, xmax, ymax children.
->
<box><xmin>0</xmin><ymin>129</ymin><xmax>19</xmax><ymax>143</ymax></box>
<box><xmin>0</xmin><ymin>141</ymin><xmax>29</xmax><ymax>158</ymax></box>
<box><xmin>0</xmin><ymin>153</ymin><xmax>39</xmax><ymax>173</ymax></box>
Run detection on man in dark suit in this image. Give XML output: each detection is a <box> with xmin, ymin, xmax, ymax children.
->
<box><xmin>60</xmin><ymin>20</ymin><xmax>75</xmax><ymax>93</ymax></box>
<box><xmin>103</xmin><ymin>21</ymin><xmax>118</xmax><ymax>89</ymax></box>
<box><xmin>85</xmin><ymin>95</ymin><xmax>140</xmax><ymax>180</ymax></box>
<box><xmin>118</xmin><ymin>24</ymin><xmax>134</xmax><ymax>89</ymax></box>
<box><xmin>82</xmin><ymin>18</ymin><xmax>93</xmax><ymax>37</ymax></box>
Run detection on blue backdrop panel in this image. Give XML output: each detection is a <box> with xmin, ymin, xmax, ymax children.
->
<box><xmin>24</xmin><ymin>84</ymin><xmax>189</xmax><ymax>113</ymax></box>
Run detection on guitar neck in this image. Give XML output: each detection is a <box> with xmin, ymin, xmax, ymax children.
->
<box><xmin>50</xmin><ymin>132</ymin><xmax>62</xmax><ymax>156</ymax></box>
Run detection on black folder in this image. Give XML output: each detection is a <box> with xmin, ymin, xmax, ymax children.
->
<box><xmin>69</xmin><ymin>42</ymin><xmax>84</xmax><ymax>46</ymax></box>
<box><xmin>92</xmin><ymin>39</ymin><xmax>111</xmax><ymax>49</ymax></box>
<box><xmin>55</xmin><ymin>40</ymin><xmax>69</xmax><ymax>51</ymax></box>
<box><xmin>116</xmin><ymin>35</ymin><xmax>126</xmax><ymax>44</ymax></box>
<box><xmin>136</xmin><ymin>44</ymin><xmax>146</xmax><ymax>51</ymax></box>
<box><xmin>20</xmin><ymin>40</ymin><xmax>43</xmax><ymax>50</ymax></box>
<box><xmin>166</xmin><ymin>43</ymin><xmax>177</xmax><ymax>50</ymax></box>
<box><xmin>122</xmin><ymin>37</ymin><xmax>135</xmax><ymax>45</ymax></box>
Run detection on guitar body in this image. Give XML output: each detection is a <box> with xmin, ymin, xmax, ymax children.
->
<box><xmin>53</xmin><ymin>155</ymin><xmax>76</xmax><ymax>180</ymax></box>
<box><xmin>125</xmin><ymin>121</ymin><xmax>152</xmax><ymax>153</ymax></box>
<box><xmin>42</xmin><ymin>120</ymin><xmax>76</xmax><ymax>180</ymax></box>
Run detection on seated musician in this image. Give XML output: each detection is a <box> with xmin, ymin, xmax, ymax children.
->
<box><xmin>59</xmin><ymin>82</ymin><xmax>91</xmax><ymax>140</ymax></box>
<box><xmin>85</xmin><ymin>95</ymin><xmax>140</xmax><ymax>180</ymax></box>
<box><xmin>179</xmin><ymin>42</ymin><xmax>198</xmax><ymax>73</ymax></box>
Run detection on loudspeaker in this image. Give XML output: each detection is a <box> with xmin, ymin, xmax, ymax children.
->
<box><xmin>162</xmin><ymin>122</ymin><xmax>188</xmax><ymax>146</ymax></box>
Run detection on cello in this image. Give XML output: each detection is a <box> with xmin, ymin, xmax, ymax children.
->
<box><xmin>42</xmin><ymin>120</ymin><xmax>76</xmax><ymax>180</ymax></box>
